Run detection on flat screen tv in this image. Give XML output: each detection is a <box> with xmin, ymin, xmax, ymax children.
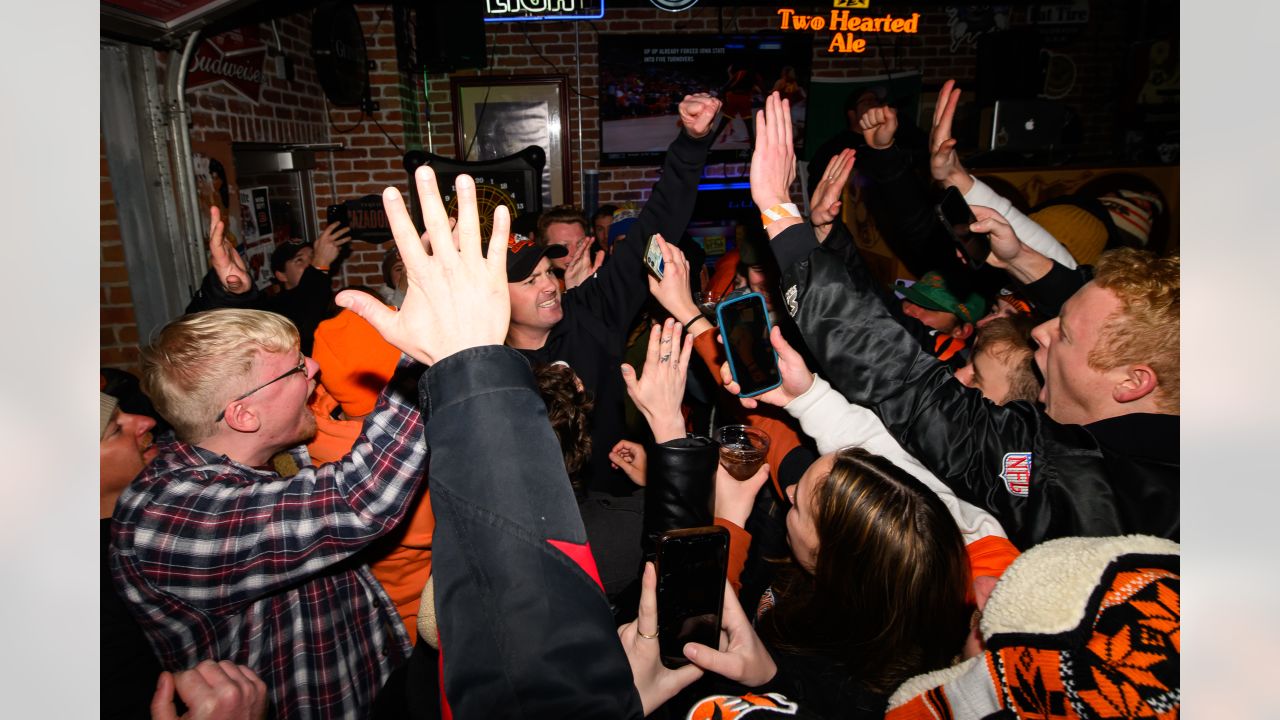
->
<box><xmin>600</xmin><ymin>34</ymin><xmax>812</xmax><ymax>166</ymax></box>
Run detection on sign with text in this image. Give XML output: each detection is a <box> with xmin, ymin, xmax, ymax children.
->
<box><xmin>327</xmin><ymin>194</ymin><xmax>392</xmax><ymax>244</ymax></box>
<box><xmin>483</xmin><ymin>0</ymin><xmax>604</xmax><ymax>22</ymax></box>
<box><xmin>775</xmin><ymin>8</ymin><xmax>922</xmax><ymax>54</ymax></box>
<box><xmin>186</xmin><ymin>26</ymin><xmax>266</xmax><ymax>102</ymax></box>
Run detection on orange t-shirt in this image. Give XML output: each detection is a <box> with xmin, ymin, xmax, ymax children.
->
<box><xmin>307</xmin><ymin>387</ymin><xmax>435</xmax><ymax>643</ymax></box>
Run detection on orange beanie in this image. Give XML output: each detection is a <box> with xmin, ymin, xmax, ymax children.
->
<box><xmin>1028</xmin><ymin>204</ymin><xmax>1108</xmax><ymax>266</ymax></box>
<box><xmin>312</xmin><ymin>309</ymin><xmax>400</xmax><ymax>417</ymax></box>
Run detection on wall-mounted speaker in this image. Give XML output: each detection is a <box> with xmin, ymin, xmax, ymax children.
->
<box><xmin>416</xmin><ymin>2</ymin><xmax>486</xmax><ymax>74</ymax></box>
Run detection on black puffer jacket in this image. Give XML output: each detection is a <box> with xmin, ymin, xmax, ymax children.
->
<box><xmin>771</xmin><ymin>223</ymin><xmax>1179</xmax><ymax>549</ymax></box>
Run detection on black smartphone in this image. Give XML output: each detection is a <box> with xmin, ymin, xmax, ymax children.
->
<box><xmin>716</xmin><ymin>292</ymin><xmax>783</xmax><ymax>398</ymax></box>
<box><xmin>936</xmin><ymin>186</ymin><xmax>991</xmax><ymax>270</ymax></box>
<box><xmin>656</xmin><ymin>526</ymin><xmax>729</xmax><ymax>669</ymax></box>
<box><xmin>326</xmin><ymin>203</ymin><xmax>347</xmax><ymax>226</ymax></box>
<box><xmin>643</xmin><ymin>233</ymin><xmax>665</xmax><ymax>280</ymax></box>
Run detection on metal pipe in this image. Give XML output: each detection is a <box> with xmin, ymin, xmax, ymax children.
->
<box><xmin>168</xmin><ymin>30</ymin><xmax>205</xmax><ymax>285</ymax></box>
<box><xmin>574</xmin><ymin>22</ymin><xmax>583</xmax><ymax>206</ymax></box>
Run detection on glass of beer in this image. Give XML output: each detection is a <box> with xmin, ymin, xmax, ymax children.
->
<box><xmin>714</xmin><ymin>425</ymin><xmax>770</xmax><ymax>481</ymax></box>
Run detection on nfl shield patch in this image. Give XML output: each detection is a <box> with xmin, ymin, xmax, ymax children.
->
<box><xmin>1000</xmin><ymin>452</ymin><xmax>1032</xmax><ymax>497</ymax></box>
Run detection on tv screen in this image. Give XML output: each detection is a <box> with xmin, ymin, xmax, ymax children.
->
<box><xmin>600</xmin><ymin>34</ymin><xmax>812</xmax><ymax>166</ymax></box>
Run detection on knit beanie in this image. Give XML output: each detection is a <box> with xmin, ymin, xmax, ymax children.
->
<box><xmin>1029</xmin><ymin>203</ymin><xmax>1108</xmax><ymax>266</ymax></box>
<box><xmin>886</xmin><ymin>535</ymin><xmax>1180</xmax><ymax>720</ymax></box>
<box><xmin>1099</xmin><ymin>190</ymin><xmax>1164</xmax><ymax>247</ymax></box>
<box><xmin>312</xmin><ymin>308</ymin><xmax>401</xmax><ymax>418</ymax></box>
<box><xmin>100</xmin><ymin>392</ymin><xmax>119</xmax><ymax>439</ymax></box>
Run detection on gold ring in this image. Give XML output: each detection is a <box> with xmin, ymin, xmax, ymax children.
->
<box><xmin>638</xmin><ymin>629</ymin><xmax>658</xmax><ymax>640</ymax></box>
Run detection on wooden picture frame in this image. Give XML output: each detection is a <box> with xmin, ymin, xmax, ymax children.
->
<box><xmin>451</xmin><ymin>75</ymin><xmax>571</xmax><ymax>208</ymax></box>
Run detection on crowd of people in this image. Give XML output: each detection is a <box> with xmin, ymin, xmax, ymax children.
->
<box><xmin>101</xmin><ymin>82</ymin><xmax>1180</xmax><ymax>719</ymax></box>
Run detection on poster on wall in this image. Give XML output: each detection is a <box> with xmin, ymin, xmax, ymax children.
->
<box><xmin>599</xmin><ymin>34</ymin><xmax>812</xmax><ymax>166</ymax></box>
<box><xmin>191</xmin><ymin>141</ymin><xmax>244</xmax><ymax>250</ymax></box>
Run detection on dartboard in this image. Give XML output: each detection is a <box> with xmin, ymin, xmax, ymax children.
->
<box><xmin>403</xmin><ymin>147</ymin><xmax>546</xmax><ymax>238</ymax></box>
<box><xmin>440</xmin><ymin>174</ymin><xmax>523</xmax><ymax>239</ymax></box>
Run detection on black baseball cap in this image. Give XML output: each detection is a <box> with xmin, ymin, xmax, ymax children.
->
<box><xmin>271</xmin><ymin>239</ymin><xmax>312</xmax><ymax>273</ymax></box>
<box><xmin>506</xmin><ymin>234</ymin><xmax>567</xmax><ymax>282</ymax></box>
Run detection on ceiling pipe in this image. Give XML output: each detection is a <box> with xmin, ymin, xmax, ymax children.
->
<box><xmin>166</xmin><ymin>30</ymin><xmax>207</xmax><ymax>283</ymax></box>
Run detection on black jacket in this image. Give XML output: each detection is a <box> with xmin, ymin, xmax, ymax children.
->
<box><xmin>516</xmin><ymin>128</ymin><xmax>715</xmax><ymax>496</ymax></box>
<box><xmin>423</xmin><ymin>346</ymin><xmax>644</xmax><ymax>718</ymax></box>
<box><xmin>186</xmin><ymin>265</ymin><xmax>334</xmax><ymax>356</ymax></box>
<box><xmin>423</xmin><ymin>346</ymin><xmax>840</xmax><ymax>719</ymax></box>
<box><xmin>772</xmin><ymin>223</ymin><xmax>1179</xmax><ymax>549</ymax></box>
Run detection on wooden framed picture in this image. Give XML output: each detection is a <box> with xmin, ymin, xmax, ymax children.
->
<box><xmin>451</xmin><ymin>74</ymin><xmax>571</xmax><ymax>208</ymax></box>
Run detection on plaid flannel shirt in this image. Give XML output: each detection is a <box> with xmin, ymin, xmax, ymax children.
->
<box><xmin>110</xmin><ymin>365</ymin><xmax>426</xmax><ymax>719</ymax></box>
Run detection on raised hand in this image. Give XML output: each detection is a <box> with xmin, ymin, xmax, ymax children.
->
<box><xmin>207</xmin><ymin>206</ymin><xmax>252</xmax><ymax>294</ymax></box>
<box><xmin>645</xmin><ymin>234</ymin><xmax>699</xmax><ymax>322</ymax></box>
<box><xmin>859</xmin><ymin>105</ymin><xmax>898</xmax><ymax>150</ymax></box>
<box><xmin>312</xmin><ymin>221</ymin><xmax>352</xmax><ymax>269</ymax></box>
<box><xmin>749</xmin><ymin>92</ymin><xmax>799</xmax><ymax>236</ymax></box>
<box><xmin>678</xmin><ymin>93</ymin><xmax>724</xmax><ymax>139</ymax></box>
<box><xmin>719</xmin><ymin>326</ymin><xmax>815</xmax><ymax>409</ymax></box>
<box><xmin>609</xmin><ymin>439</ymin><xmax>648</xmax><ymax>487</ymax></box>
<box><xmin>969</xmin><ymin>204</ymin><xmax>1052</xmax><ymax>284</ymax></box>
<box><xmin>809</xmin><ymin>148</ymin><xmax>856</xmax><ymax>241</ymax></box>
<box><xmin>563</xmin><ymin>238</ymin><xmax>605</xmax><ymax>290</ymax></box>
<box><xmin>929</xmin><ymin>79</ymin><xmax>973</xmax><ymax>192</ymax></box>
<box><xmin>620</xmin><ymin>318</ymin><xmax>694</xmax><ymax>443</ymax></box>
<box><xmin>335</xmin><ymin>168</ymin><xmax>511</xmax><ymax>365</ymax></box>
<box><xmin>618</xmin><ymin>563</ymin><xmax>706</xmax><ymax>715</ymax></box>
<box><xmin>682</xmin><ymin>580</ymin><xmax>777</xmax><ymax>687</ymax></box>
<box><xmin>150</xmin><ymin>660</ymin><xmax>268</xmax><ymax>720</ymax></box>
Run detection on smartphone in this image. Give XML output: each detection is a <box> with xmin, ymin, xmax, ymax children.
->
<box><xmin>326</xmin><ymin>203</ymin><xmax>347</xmax><ymax>226</ymax></box>
<box><xmin>935</xmin><ymin>186</ymin><xmax>991</xmax><ymax>270</ymax></box>
<box><xmin>643</xmin><ymin>233</ymin><xmax>665</xmax><ymax>280</ymax></box>
<box><xmin>656</xmin><ymin>526</ymin><xmax>729</xmax><ymax>669</ymax></box>
<box><xmin>716</xmin><ymin>292</ymin><xmax>783</xmax><ymax>398</ymax></box>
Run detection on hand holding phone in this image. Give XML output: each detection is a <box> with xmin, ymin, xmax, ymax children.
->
<box><xmin>716</xmin><ymin>292</ymin><xmax>783</xmax><ymax>398</ymax></box>
<box><xmin>656</xmin><ymin>526</ymin><xmax>729</xmax><ymax>669</ymax></box>
<box><xmin>936</xmin><ymin>186</ymin><xmax>991</xmax><ymax>270</ymax></box>
<box><xmin>644</xmin><ymin>233</ymin><xmax>666</xmax><ymax>280</ymax></box>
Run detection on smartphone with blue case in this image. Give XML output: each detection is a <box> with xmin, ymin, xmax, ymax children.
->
<box><xmin>715</xmin><ymin>291</ymin><xmax>783</xmax><ymax>398</ymax></box>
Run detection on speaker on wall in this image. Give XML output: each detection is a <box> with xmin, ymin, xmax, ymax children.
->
<box><xmin>416</xmin><ymin>2</ymin><xmax>486</xmax><ymax>73</ymax></box>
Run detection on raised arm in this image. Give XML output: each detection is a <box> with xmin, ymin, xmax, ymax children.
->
<box><xmin>571</xmin><ymin>94</ymin><xmax>720</xmax><ymax>331</ymax></box>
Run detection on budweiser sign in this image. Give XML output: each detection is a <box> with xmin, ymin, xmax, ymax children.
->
<box><xmin>187</xmin><ymin>26</ymin><xmax>267</xmax><ymax>102</ymax></box>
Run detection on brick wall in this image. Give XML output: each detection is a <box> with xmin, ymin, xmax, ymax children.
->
<box><xmin>101</xmin><ymin>134</ymin><xmax>140</xmax><ymax>371</ymax></box>
<box><xmin>102</xmin><ymin>3</ymin><xmax>1144</xmax><ymax>368</ymax></box>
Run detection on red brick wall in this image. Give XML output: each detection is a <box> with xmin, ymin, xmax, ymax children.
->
<box><xmin>102</xmin><ymin>3</ymin><xmax>1140</xmax><ymax>367</ymax></box>
<box><xmin>101</xmin><ymin>134</ymin><xmax>140</xmax><ymax>372</ymax></box>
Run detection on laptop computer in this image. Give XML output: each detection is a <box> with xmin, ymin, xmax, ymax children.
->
<box><xmin>984</xmin><ymin>100</ymin><xmax>1067</xmax><ymax>152</ymax></box>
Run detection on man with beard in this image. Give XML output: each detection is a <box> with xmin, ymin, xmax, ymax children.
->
<box><xmin>110</xmin><ymin>307</ymin><xmax>430</xmax><ymax>719</ymax></box>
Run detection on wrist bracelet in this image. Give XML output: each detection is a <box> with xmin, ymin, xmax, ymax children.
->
<box><xmin>760</xmin><ymin>203</ymin><xmax>801</xmax><ymax>228</ymax></box>
<box><xmin>682</xmin><ymin>313</ymin><xmax>705</xmax><ymax>329</ymax></box>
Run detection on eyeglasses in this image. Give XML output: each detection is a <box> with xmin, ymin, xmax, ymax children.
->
<box><xmin>215</xmin><ymin>355</ymin><xmax>308</xmax><ymax>423</ymax></box>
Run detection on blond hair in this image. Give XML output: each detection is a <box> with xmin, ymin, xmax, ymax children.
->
<box><xmin>141</xmin><ymin>309</ymin><xmax>299</xmax><ymax>443</ymax></box>
<box><xmin>1089</xmin><ymin>248</ymin><xmax>1180</xmax><ymax>413</ymax></box>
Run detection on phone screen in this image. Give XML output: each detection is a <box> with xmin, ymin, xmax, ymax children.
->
<box><xmin>656</xmin><ymin>527</ymin><xmax>729</xmax><ymax>669</ymax></box>
<box><xmin>936</xmin><ymin>186</ymin><xmax>991</xmax><ymax>269</ymax></box>
<box><xmin>716</xmin><ymin>293</ymin><xmax>782</xmax><ymax>397</ymax></box>
<box><xmin>644</xmin><ymin>234</ymin><xmax>665</xmax><ymax>279</ymax></box>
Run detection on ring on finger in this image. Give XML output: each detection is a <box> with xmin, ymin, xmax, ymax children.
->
<box><xmin>637</xmin><ymin>629</ymin><xmax>658</xmax><ymax>640</ymax></box>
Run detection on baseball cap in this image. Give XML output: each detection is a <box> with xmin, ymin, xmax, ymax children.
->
<box><xmin>271</xmin><ymin>239</ymin><xmax>313</xmax><ymax>273</ymax></box>
<box><xmin>895</xmin><ymin>271</ymin><xmax>987</xmax><ymax>324</ymax></box>
<box><xmin>506</xmin><ymin>233</ymin><xmax>568</xmax><ymax>282</ymax></box>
